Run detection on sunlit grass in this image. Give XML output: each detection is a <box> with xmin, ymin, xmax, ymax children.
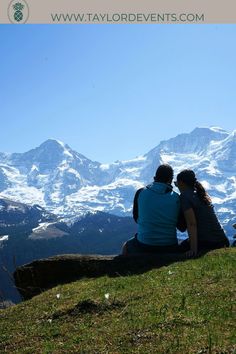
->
<box><xmin>0</xmin><ymin>248</ymin><xmax>235</xmax><ymax>353</ymax></box>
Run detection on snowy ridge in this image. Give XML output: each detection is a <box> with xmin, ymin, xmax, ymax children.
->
<box><xmin>0</xmin><ymin>127</ymin><xmax>235</xmax><ymax>236</ymax></box>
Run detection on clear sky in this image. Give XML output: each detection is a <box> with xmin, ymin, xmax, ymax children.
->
<box><xmin>0</xmin><ymin>25</ymin><xmax>236</xmax><ymax>162</ymax></box>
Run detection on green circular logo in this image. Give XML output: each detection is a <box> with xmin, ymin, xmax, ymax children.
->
<box><xmin>8</xmin><ymin>0</ymin><xmax>29</xmax><ymax>24</ymax></box>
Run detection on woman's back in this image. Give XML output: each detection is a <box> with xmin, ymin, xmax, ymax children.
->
<box><xmin>180</xmin><ymin>189</ymin><xmax>228</xmax><ymax>246</ymax></box>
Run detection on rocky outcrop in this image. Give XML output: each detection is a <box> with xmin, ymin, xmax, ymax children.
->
<box><xmin>14</xmin><ymin>253</ymin><xmax>187</xmax><ymax>300</ymax></box>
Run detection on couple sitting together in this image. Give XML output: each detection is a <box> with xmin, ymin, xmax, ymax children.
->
<box><xmin>122</xmin><ymin>164</ymin><xmax>229</xmax><ymax>257</ymax></box>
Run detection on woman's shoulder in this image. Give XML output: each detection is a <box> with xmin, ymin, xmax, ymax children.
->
<box><xmin>180</xmin><ymin>189</ymin><xmax>195</xmax><ymax>200</ymax></box>
<box><xmin>179</xmin><ymin>189</ymin><xmax>196</xmax><ymax>211</ymax></box>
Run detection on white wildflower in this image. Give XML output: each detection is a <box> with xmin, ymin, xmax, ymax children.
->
<box><xmin>168</xmin><ymin>270</ymin><xmax>174</xmax><ymax>275</ymax></box>
<box><xmin>104</xmin><ymin>293</ymin><xmax>110</xmax><ymax>300</ymax></box>
<box><xmin>56</xmin><ymin>293</ymin><xmax>61</xmax><ymax>299</ymax></box>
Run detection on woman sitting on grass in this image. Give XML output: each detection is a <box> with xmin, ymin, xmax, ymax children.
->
<box><xmin>176</xmin><ymin>169</ymin><xmax>229</xmax><ymax>257</ymax></box>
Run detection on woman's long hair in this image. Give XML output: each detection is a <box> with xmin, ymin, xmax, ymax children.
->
<box><xmin>177</xmin><ymin>169</ymin><xmax>212</xmax><ymax>205</ymax></box>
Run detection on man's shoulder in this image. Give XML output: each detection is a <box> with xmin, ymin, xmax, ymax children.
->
<box><xmin>135</xmin><ymin>187</ymin><xmax>145</xmax><ymax>195</ymax></box>
<box><xmin>134</xmin><ymin>187</ymin><xmax>145</xmax><ymax>200</ymax></box>
<box><xmin>171</xmin><ymin>190</ymin><xmax>180</xmax><ymax>197</ymax></box>
<box><xmin>169</xmin><ymin>190</ymin><xmax>180</xmax><ymax>200</ymax></box>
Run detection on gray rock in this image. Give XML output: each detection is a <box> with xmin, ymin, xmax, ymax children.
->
<box><xmin>14</xmin><ymin>253</ymin><xmax>186</xmax><ymax>300</ymax></box>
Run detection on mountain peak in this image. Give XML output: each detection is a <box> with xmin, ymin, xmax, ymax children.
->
<box><xmin>39</xmin><ymin>139</ymin><xmax>66</xmax><ymax>150</ymax></box>
<box><xmin>191</xmin><ymin>126</ymin><xmax>228</xmax><ymax>138</ymax></box>
<box><xmin>155</xmin><ymin>126</ymin><xmax>229</xmax><ymax>155</ymax></box>
<box><xmin>36</xmin><ymin>139</ymin><xmax>76</xmax><ymax>160</ymax></box>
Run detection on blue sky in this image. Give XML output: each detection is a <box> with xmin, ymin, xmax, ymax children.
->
<box><xmin>0</xmin><ymin>25</ymin><xmax>236</xmax><ymax>162</ymax></box>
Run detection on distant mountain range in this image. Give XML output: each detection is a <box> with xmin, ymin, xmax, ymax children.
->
<box><xmin>0</xmin><ymin>126</ymin><xmax>235</xmax><ymax>235</ymax></box>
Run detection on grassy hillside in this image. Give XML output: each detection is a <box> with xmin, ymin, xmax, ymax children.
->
<box><xmin>0</xmin><ymin>248</ymin><xmax>235</xmax><ymax>353</ymax></box>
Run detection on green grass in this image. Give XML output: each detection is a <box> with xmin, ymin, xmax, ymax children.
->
<box><xmin>0</xmin><ymin>248</ymin><xmax>236</xmax><ymax>353</ymax></box>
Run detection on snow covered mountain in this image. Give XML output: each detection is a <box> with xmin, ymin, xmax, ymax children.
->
<box><xmin>0</xmin><ymin>127</ymin><xmax>235</xmax><ymax>236</ymax></box>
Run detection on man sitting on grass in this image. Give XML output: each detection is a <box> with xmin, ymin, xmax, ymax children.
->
<box><xmin>122</xmin><ymin>164</ymin><xmax>186</xmax><ymax>255</ymax></box>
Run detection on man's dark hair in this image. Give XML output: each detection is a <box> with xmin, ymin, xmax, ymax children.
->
<box><xmin>154</xmin><ymin>164</ymin><xmax>173</xmax><ymax>183</ymax></box>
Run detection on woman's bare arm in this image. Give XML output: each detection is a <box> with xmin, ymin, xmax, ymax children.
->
<box><xmin>184</xmin><ymin>208</ymin><xmax>198</xmax><ymax>256</ymax></box>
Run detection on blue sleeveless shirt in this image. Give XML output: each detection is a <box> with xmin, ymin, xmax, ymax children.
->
<box><xmin>137</xmin><ymin>182</ymin><xmax>180</xmax><ymax>246</ymax></box>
